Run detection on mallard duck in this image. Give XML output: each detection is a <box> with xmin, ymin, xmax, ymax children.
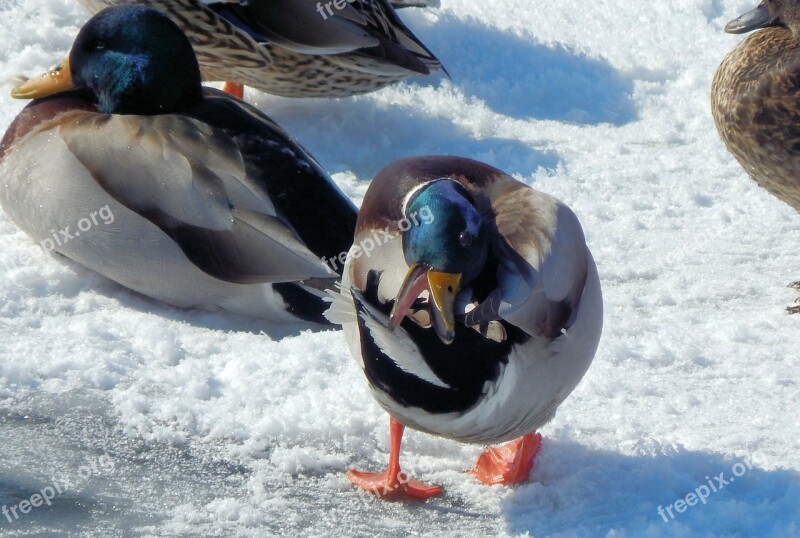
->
<box><xmin>1</xmin><ymin>5</ymin><xmax>357</xmax><ymax>325</ymax></box>
<box><xmin>712</xmin><ymin>0</ymin><xmax>800</xmax><ymax>313</ymax></box>
<box><xmin>75</xmin><ymin>0</ymin><xmax>443</xmax><ymax>99</ymax></box>
<box><xmin>326</xmin><ymin>156</ymin><xmax>603</xmax><ymax>499</ymax></box>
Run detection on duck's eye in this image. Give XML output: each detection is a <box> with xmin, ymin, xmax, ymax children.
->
<box><xmin>95</xmin><ymin>41</ymin><xmax>106</xmax><ymax>51</ymax></box>
<box><xmin>459</xmin><ymin>231</ymin><xmax>473</xmax><ymax>247</ymax></box>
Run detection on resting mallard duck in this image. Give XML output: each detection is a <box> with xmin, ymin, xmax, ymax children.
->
<box><xmin>75</xmin><ymin>0</ymin><xmax>443</xmax><ymax>99</ymax></box>
<box><xmin>326</xmin><ymin>156</ymin><xmax>603</xmax><ymax>499</ymax></box>
<box><xmin>712</xmin><ymin>0</ymin><xmax>800</xmax><ymax>313</ymax></box>
<box><xmin>1</xmin><ymin>5</ymin><xmax>357</xmax><ymax>325</ymax></box>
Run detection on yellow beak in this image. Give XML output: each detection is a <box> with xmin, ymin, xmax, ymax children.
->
<box><xmin>11</xmin><ymin>58</ymin><xmax>75</xmax><ymax>100</ymax></box>
<box><xmin>389</xmin><ymin>263</ymin><xmax>462</xmax><ymax>345</ymax></box>
<box><xmin>425</xmin><ymin>270</ymin><xmax>462</xmax><ymax>345</ymax></box>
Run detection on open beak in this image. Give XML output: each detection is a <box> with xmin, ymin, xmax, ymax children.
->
<box><xmin>11</xmin><ymin>58</ymin><xmax>75</xmax><ymax>100</ymax></box>
<box><xmin>725</xmin><ymin>2</ymin><xmax>778</xmax><ymax>34</ymax></box>
<box><xmin>389</xmin><ymin>263</ymin><xmax>462</xmax><ymax>345</ymax></box>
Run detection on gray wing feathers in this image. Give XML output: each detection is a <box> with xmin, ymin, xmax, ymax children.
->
<box><xmin>230</xmin><ymin>0</ymin><xmax>437</xmax><ymax>74</ymax></box>
<box><xmin>234</xmin><ymin>0</ymin><xmax>379</xmax><ymax>54</ymax></box>
<box><xmin>60</xmin><ymin>114</ymin><xmax>331</xmax><ymax>282</ymax></box>
<box><xmin>540</xmin><ymin>205</ymin><xmax>589</xmax><ymax>305</ymax></box>
<box><xmin>232</xmin><ymin>208</ymin><xmax>333</xmax><ymax>279</ymax></box>
<box><xmin>491</xmin><ymin>185</ymin><xmax>589</xmax><ymax>338</ymax></box>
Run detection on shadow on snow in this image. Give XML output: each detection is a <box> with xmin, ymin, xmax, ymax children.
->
<box><xmin>265</xmin><ymin>96</ymin><xmax>559</xmax><ymax>180</ymax></box>
<box><xmin>415</xmin><ymin>15</ymin><xmax>638</xmax><ymax>125</ymax></box>
<box><xmin>502</xmin><ymin>439</ymin><xmax>800</xmax><ymax>536</ymax></box>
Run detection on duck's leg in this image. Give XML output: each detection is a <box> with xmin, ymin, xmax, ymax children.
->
<box><xmin>469</xmin><ymin>432</ymin><xmax>542</xmax><ymax>485</ymax></box>
<box><xmin>346</xmin><ymin>417</ymin><xmax>443</xmax><ymax>500</ymax></box>
<box><xmin>221</xmin><ymin>82</ymin><xmax>244</xmax><ymax>99</ymax></box>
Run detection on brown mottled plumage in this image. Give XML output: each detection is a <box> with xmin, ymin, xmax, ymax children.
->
<box><xmin>77</xmin><ymin>0</ymin><xmax>442</xmax><ymax>98</ymax></box>
<box><xmin>712</xmin><ymin>0</ymin><xmax>800</xmax><ymax>313</ymax></box>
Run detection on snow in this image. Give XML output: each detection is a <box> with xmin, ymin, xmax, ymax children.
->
<box><xmin>1</xmin><ymin>0</ymin><xmax>799</xmax><ymax>535</ymax></box>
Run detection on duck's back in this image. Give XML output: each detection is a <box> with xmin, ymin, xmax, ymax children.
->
<box><xmin>186</xmin><ymin>89</ymin><xmax>359</xmax><ymax>261</ymax></box>
<box><xmin>77</xmin><ymin>0</ymin><xmax>442</xmax><ymax>98</ymax></box>
<box><xmin>713</xmin><ymin>27</ymin><xmax>800</xmax><ymax>211</ymax></box>
<box><xmin>0</xmin><ymin>90</ymin><xmax>357</xmax><ymax>323</ymax></box>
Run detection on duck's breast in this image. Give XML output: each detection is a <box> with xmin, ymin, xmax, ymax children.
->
<box><xmin>713</xmin><ymin>28</ymin><xmax>800</xmax><ymax>210</ymax></box>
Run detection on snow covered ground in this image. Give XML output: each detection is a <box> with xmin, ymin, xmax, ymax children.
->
<box><xmin>1</xmin><ymin>0</ymin><xmax>799</xmax><ymax>535</ymax></box>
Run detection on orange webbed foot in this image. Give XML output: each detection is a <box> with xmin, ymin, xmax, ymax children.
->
<box><xmin>469</xmin><ymin>432</ymin><xmax>542</xmax><ymax>485</ymax></box>
<box><xmin>347</xmin><ymin>469</ymin><xmax>443</xmax><ymax>500</ymax></box>
<box><xmin>221</xmin><ymin>81</ymin><xmax>244</xmax><ymax>99</ymax></box>
<box><xmin>347</xmin><ymin>417</ymin><xmax>443</xmax><ymax>501</ymax></box>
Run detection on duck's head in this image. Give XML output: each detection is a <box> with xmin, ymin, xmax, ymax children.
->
<box><xmin>11</xmin><ymin>5</ymin><xmax>202</xmax><ymax>114</ymax></box>
<box><xmin>389</xmin><ymin>179</ymin><xmax>490</xmax><ymax>344</ymax></box>
<box><xmin>725</xmin><ymin>0</ymin><xmax>800</xmax><ymax>35</ymax></box>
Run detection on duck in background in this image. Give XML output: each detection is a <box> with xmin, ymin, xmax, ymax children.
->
<box><xmin>712</xmin><ymin>0</ymin><xmax>800</xmax><ymax>313</ymax></box>
<box><xmin>1</xmin><ymin>5</ymin><xmax>357</xmax><ymax>326</ymax></box>
<box><xmin>76</xmin><ymin>0</ymin><xmax>443</xmax><ymax>99</ymax></box>
<box><xmin>327</xmin><ymin>156</ymin><xmax>603</xmax><ymax>499</ymax></box>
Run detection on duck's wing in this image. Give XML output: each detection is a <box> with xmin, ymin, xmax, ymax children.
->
<box><xmin>214</xmin><ymin>0</ymin><xmax>439</xmax><ymax>74</ymax></box>
<box><xmin>350</xmin><ymin>287</ymin><xmax>452</xmax><ymax>388</ymax></box>
<box><xmin>189</xmin><ymin>90</ymin><xmax>359</xmax><ymax>272</ymax></box>
<box><xmin>476</xmin><ymin>184</ymin><xmax>590</xmax><ymax>339</ymax></box>
<box><xmin>58</xmin><ymin>112</ymin><xmax>333</xmax><ymax>284</ymax></box>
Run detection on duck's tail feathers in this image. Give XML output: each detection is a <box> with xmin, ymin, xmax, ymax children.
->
<box><xmin>323</xmin><ymin>282</ymin><xmax>358</xmax><ymax>325</ymax></box>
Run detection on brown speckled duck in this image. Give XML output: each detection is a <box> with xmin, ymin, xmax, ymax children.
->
<box><xmin>712</xmin><ymin>0</ymin><xmax>800</xmax><ymax>313</ymax></box>
<box><xmin>77</xmin><ymin>0</ymin><xmax>442</xmax><ymax>99</ymax></box>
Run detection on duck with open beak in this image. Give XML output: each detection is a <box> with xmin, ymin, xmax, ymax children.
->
<box><xmin>326</xmin><ymin>156</ymin><xmax>603</xmax><ymax>499</ymax></box>
<box><xmin>389</xmin><ymin>262</ymin><xmax>461</xmax><ymax>344</ymax></box>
